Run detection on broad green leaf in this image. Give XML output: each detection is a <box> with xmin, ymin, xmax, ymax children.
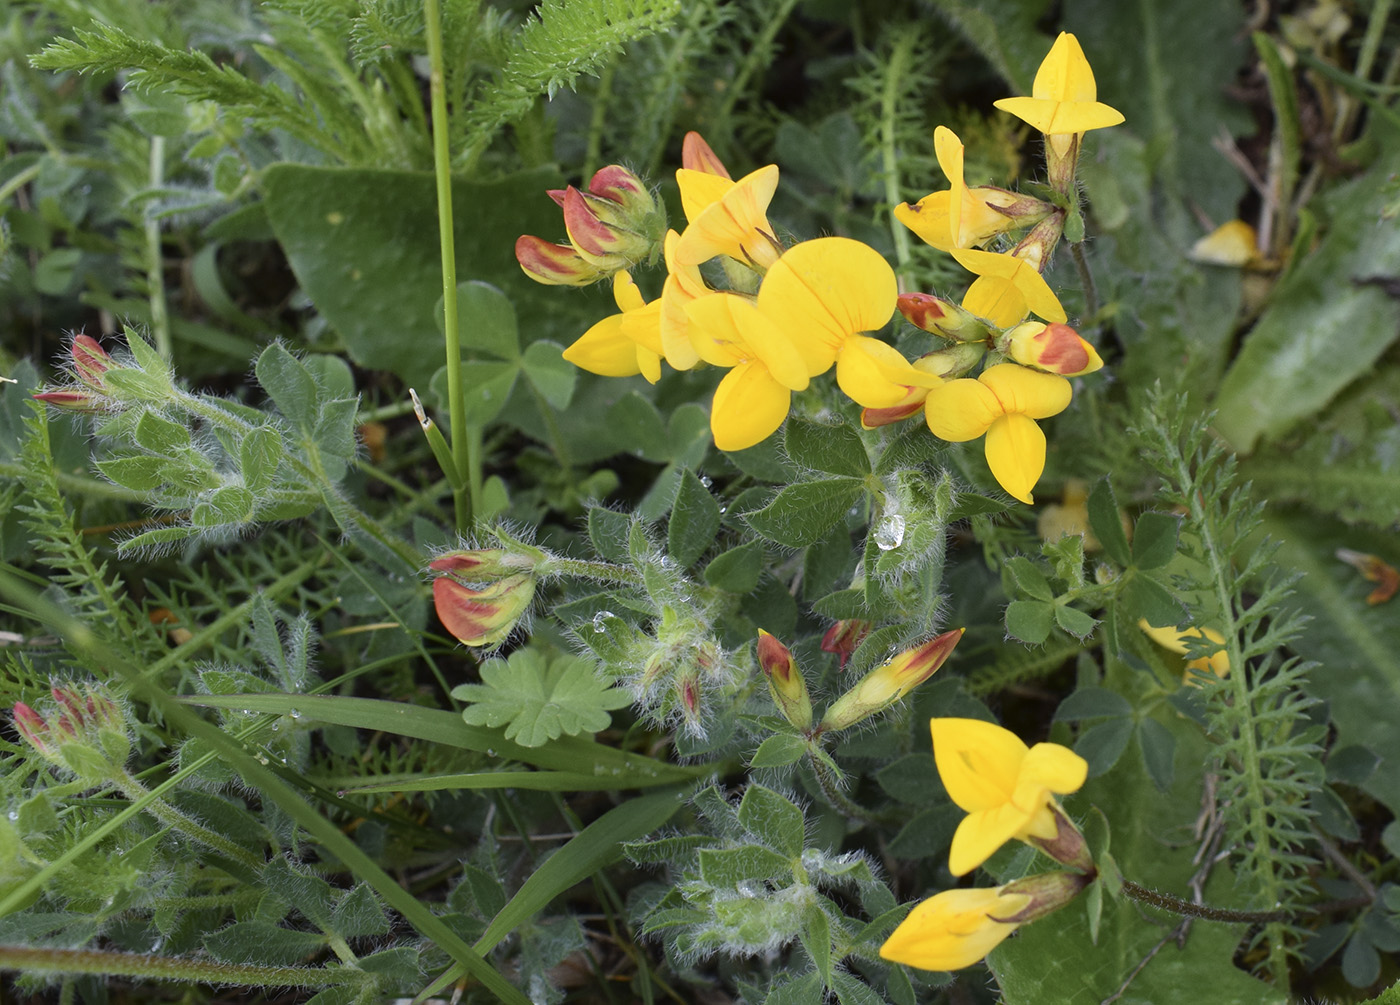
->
<box><xmin>450</xmin><ymin>281</ymin><xmax>519</xmax><ymax>360</ymax></box>
<box><xmin>725</xmin><ymin>436</ymin><xmax>796</xmax><ymax>482</ymax></box>
<box><xmin>704</xmin><ymin>540</ymin><xmax>763</xmax><ymax>593</ymax></box>
<box><xmin>204</xmin><ymin>921</ymin><xmax>326</xmax><ymax>966</ymax></box>
<box><xmin>587</xmin><ymin>507</ymin><xmax>632</xmax><ymax>564</ymax></box>
<box><xmin>1074</xmin><ymin>717</ymin><xmax>1134</xmax><ymax>777</ymax></box>
<box><xmin>1214</xmin><ymin>124</ymin><xmax>1400</xmax><ymax>452</ymax></box>
<box><xmin>1137</xmin><ymin>717</ymin><xmax>1177</xmax><ymax>792</ymax></box>
<box><xmin>698</xmin><ymin>845</ymin><xmax>792</xmax><ymax>887</ymax></box>
<box><xmin>1120</xmin><ymin>573</ymin><xmax>1187</xmax><ymax>629</ymax></box>
<box><xmin>1005</xmin><ymin>556</ymin><xmax>1053</xmax><ymax>601</ymax></box>
<box><xmin>763</xmin><ymin>972</ymin><xmax>824</xmax><ymax>1005</ymax></box>
<box><xmin>452</xmin><ymin>650</ymin><xmax>630</xmax><ymax>747</ymax></box>
<box><xmin>784</xmin><ymin>419</ymin><xmax>870</xmax><ymax>478</ymax></box>
<box><xmin>800</xmin><ymin>907</ymin><xmax>832</xmax><ymax>988</ymax></box>
<box><xmin>240</xmin><ymin>426</ymin><xmax>283</xmax><ymax>494</ymax></box>
<box><xmin>1086</xmin><ymin>478</ymin><xmax>1131</xmax><ymax>566</ymax></box>
<box><xmin>254</xmin><ymin>342</ymin><xmax>319</xmax><ymax>431</ymax></box>
<box><xmin>1054</xmin><ymin>687</ymin><xmax>1131</xmax><ymax>722</ymax></box>
<box><xmin>262</xmin><ymin>164</ymin><xmax>570</xmax><ymax>388</ymax></box>
<box><xmin>521</xmin><ymin>340</ymin><xmax>576</xmax><ymax>410</ymax></box>
<box><xmin>749</xmin><ymin>734</ymin><xmax>807</xmax><ymax>768</ymax></box>
<box><xmin>1005</xmin><ymin>600</ymin><xmax>1053</xmax><ymax>645</ymax></box>
<box><xmin>329</xmin><ymin>883</ymin><xmax>390</xmax><ymax>938</ymax></box>
<box><xmin>946</xmin><ymin>491</ymin><xmax>1008</xmax><ymax>522</ymax></box>
<box><xmin>134</xmin><ymin>411</ymin><xmax>190</xmax><ymax>453</ymax></box>
<box><xmin>668</xmin><ymin>470</ymin><xmax>722</xmax><ymax>567</ymax></box>
<box><xmin>737</xmin><ymin>785</ymin><xmax>804</xmax><ymax>858</ymax></box>
<box><xmin>1131</xmin><ymin>512</ymin><xmax>1181</xmax><ymax>570</ymax></box>
<box><xmin>96</xmin><ymin>455</ymin><xmax>166</xmax><ymax>492</ymax></box>
<box><xmin>887</xmin><ymin>806</ymin><xmax>957</xmax><ymax>860</ymax></box>
<box><xmin>605</xmin><ymin>392</ymin><xmax>669</xmax><ymax>462</ymax></box>
<box><xmin>745</xmin><ymin>477</ymin><xmax>864</xmax><ymax>548</ymax></box>
<box><xmin>1054</xmin><ymin>604</ymin><xmax>1098</xmax><ymax>638</ymax></box>
<box><xmin>191</xmin><ymin>486</ymin><xmax>255</xmax><ymax>528</ymax></box>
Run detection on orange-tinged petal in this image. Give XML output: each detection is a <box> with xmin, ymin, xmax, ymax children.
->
<box><xmin>758</xmin><ymin>237</ymin><xmax>897</xmax><ymax>370</ymax></box>
<box><xmin>562</xmin><ymin>314</ymin><xmax>641</xmax><ymax>377</ymax></box>
<box><xmin>924</xmin><ymin>378</ymin><xmax>1001</xmax><ymax>442</ymax></box>
<box><xmin>711</xmin><ymin>359</ymin><xmax>791</xmax><ymax>451</ymax></box>
<box><xmin>951</xmin><ymin>249</ymin><xmax>1067</xmax><ymax>324</ymax></box>
<box><xmin>979</xmin><ymin>364</ymin><xmax>1073</xmax><ymax>420</ymax></box>
<box><xmin>949</xmin><ymin>804</ymin><xmax>1031</xmax><ymax>876</ymax></box>
<box><xmin>675</xmin><ymin>168</ymin><xmax>734</xmax><ymax>224</ymax></box>
<box><xmin>681</xmin><ymin>131</ymin><xmax>731</xmax><ymax>179</ymax></box>
<box><xmin>674</xmin><ymin>165</ymin><xmax>781</xmax><ymax>269</ymax></box>
<box><xmin>933</xmin><ymin>717</ymin><xmax>1029</xmax><ymax>812</ymax></box>
<box><xmin>984</xmin><ymin>413</ymin><xmax>1046</xmax><ymax>505</ymax></box>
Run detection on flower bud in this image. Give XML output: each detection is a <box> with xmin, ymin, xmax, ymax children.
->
<box><xmin>433</xmin><ymin>573</ymin><xmax>534</xmax><ymax>648</ymax></box>
<box><xmin>756</xmin><ymin>630</ymin><xmax>812</xmax><ymax>730</ymax></box>
<box><xmin>819</xmin><ymin>628</ymin><xmax>964</xmax><ymax>732</ymax></box>
<box><xmin>11</xmin><ymin>686</ymin><xmax>130</xmax><ymax>779</ymax></box>
<box><xmin>860</xmin><ymin>345</ymin><xmax>985</xmax><ymax>429</ymax></box>
<box><xmin>515</xmin><ymin>234</ymin><xmax>606</xmax><ymax>287</ymax></box>
<box><xmin>32</xmin><ymin>389</ymin><xmax>105</xmax><ymax>412</ymax></box>
<box><xmin>897</xmin><ymin>293</ymin><xmax>991</xmax><ymax>343</ymax></box>
<box><xmin>71</xmin><ymin>335</ymin><xmax>114</xmax><ymax>390</ymax></box>
<box><xmin>1001</xmin><ymin>321</ymin><xmax>1103</xmax><ymax>376</ymax></box>
<box><xmin>561</xmin><ymin>186</ymin><xmax>653</xmax><ymax>268</ymax></box>
<box><xmin>429</xmin><ymin>545</ymin><xmax>546</xmax><ymax>579</ymax></box>
<box><xmin>676</xmin><ymin>669</ymin><xmax>703</xmax><ymax>734</ymax></box>
<box><xmin>997</xmin><ymin>868</ymin><xmax>1095</xmax><ymax>923</ymax></box>
<box><xmin>819</xmin><ymin>619</ymin><xmax>871</xmax><ymax>669</ymax></box>
<box><xmin>681</xmin><ymin>131</ymin><xmax>731</xmax><ymax>178</ymax></box>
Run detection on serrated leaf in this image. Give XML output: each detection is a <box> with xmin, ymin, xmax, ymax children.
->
<box><xmin>1005</xmin><ymin>600</ymin><xmax>1054</xmax><ymax>644</ymax></box>
<box><xmin>750</xmin><ymin>734</ymin><xmax>807</xmax><ymax>768</ymax></box>
<box><xmin>745</xmin><ymin>477</ymin><xmax>864</xmax><ymax>548</ymax></box>
<box><xmin>1087</xmin><ymin>478</ymin><xmax>1131</xmax><ymax>566</ymax></box>
<box><xmin>704</xmin><ymin>540</ymin><xmax>763</xmax><ymax>593</ymax></box>
<box><xmin>1131</xmin><ymin>511</ymin><xmax>1180</xmax><ymax>570</ymax></box>
<box><xmin>784</xmin><ymin>419</ymin><xmax>870</xmax><ymax>477</ymax></box>
<box><xmin>668</xmin><ymin>470</ymin><xmax>722</xmax><ymax>567</ymax></box>
<box><xmin>737</xmin><ymin>785</ymin><xmax>804</xmax><ymax>858</ymax></box>
<box><xmin>451</xmin><ymin>650</ymin><xmax>630</xmax><ymax>747</ymax></box>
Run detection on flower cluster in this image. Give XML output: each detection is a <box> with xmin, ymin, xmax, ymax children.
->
<box><xmin>517</xmin><ymin>32</ymin><xmax>1121</xmax><ymax>505</ymax></box>
<box><xmin>879</xmin><ymin>717</ymin><xmax>1093</xmax><ymax>972</ymax></box>
<box><xmin>12</xmin><ymin>685</ymin><xmax>132</xmax><ymax>782</ymax></box>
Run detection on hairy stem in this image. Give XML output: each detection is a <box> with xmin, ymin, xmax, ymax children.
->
<box><xmin>1120</xmin><ymin>879</ymin><xmax>1368</xmax><ymax>925</ymax></box>
<box><xmin>0</xmin><ymin>945</ymin><xmax>366</xmax><ymax>987</ymax></box>
<box><xmin>1070</xmin><ymin>241</ymin><xmax>1099</xmax><ymax>319</ymax></box>
<box><xmin>113</xmin><ymin>768</ymin><xmax>265</xmax><ymax>871</ymax></box>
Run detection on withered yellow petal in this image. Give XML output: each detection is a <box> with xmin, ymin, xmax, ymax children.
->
<box><xmin>979</xmin><ymin>364</ymin><xmax>1072</xmax><ymax>420</ymax></box>
<box><xmin>710</xmin><ymin>360</ymin><xmax>791</xmax><ymax>451</ymax></box>
<box><xmin>1190</xmin><ymin>219</ymin><xmax>1260</xmax><ymax>267</ymax></box>
<box><xmin>984</xmin><ymin>412</ymin><xmax>1046</xmax><ymax>504</ymax></box>
<box><xmin>924</xmin><ymin>378</ymin><xmax>1001</xmax><ymax>441</ymax></box>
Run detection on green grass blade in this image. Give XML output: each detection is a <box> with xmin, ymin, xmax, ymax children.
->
<box><xmin>334</xmin><ymin>769</ymin><xmax>691</xmax><ymax>794</ymax></box>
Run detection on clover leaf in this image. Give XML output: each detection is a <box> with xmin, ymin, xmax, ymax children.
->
<box><xmin>451</xmin><ymin>649</ymin><xmax>630</xmax><ymax>747</ymax></box>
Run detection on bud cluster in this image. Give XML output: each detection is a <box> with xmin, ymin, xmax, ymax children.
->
<box><xmin>33</xmin><ymin>333</ymin><xmax>176</xmax><ymax>414</ymax></box>
<box><xmin>12</xmin><ymin>685</ymin><xmax>131</xmax><ymax>781</ymax></box>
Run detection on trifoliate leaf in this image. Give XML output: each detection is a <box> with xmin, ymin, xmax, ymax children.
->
<box><xmin>451</xmin><ymin>649</ymin><xmax>630</xmax><ymax>747</ymax></box>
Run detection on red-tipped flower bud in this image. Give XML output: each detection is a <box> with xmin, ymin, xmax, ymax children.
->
<box><xmin>819</xmin><ymin>628</ymin><xmax>964</xmax><ymax>732</ymax></box>
<box><xmin>515</xmin><ymin>235</ymin><xmax>606</xmax><ymax>287</ymax></box>
<box><xmin>898</xmin><ymin>292</ymin><xmax>992</xmax><ymax>343</ymax></box>
<box><xmin>681</xmin><ymin>132</ymin><xmax>731</xmax><ymax>179</ymax></box>
<box><xmin>756</xmin><ymin>629</ymin><xmax>812</xmax><ymax>730</ymax></box>
<box><xmin>819</xmin><ymin>620</ymin><xmax>871</xmax><ymax>669</ymax></box>
<box><xmin>71</xmin><ymin>335</ymin><xmax>114</xmax><ymax>390</ymax></box>
<box><xmin>433</xmin><ymin>574</ymin><xmax>535</xmax><ymax>648</ymax></box>
<box><xmin>1002</xmin><ymin>321</ymin><xmax>1103</xmax><ymax>376</ymax></box>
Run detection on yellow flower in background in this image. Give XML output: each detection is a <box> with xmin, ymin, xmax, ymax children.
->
<box><xmin>952</xmin><ymin>248</ymin><xmax>1067</xmax><ymax>329</ymax></box>
<box><xmin>673</xmin><ymin>164</ymin><xmax>783</xmax><ymax>270</ymax></box>
<box><xmin>879</xmin><ymin>886</ymin><xmax>1031</xmax><ymax>971</ymax></box>
<box><xmin>993</xmin><ymin>31</ymin><xmax>1124</xmax><ymax>153</ymax></box>
<box><xmin>924</xmin><ymin>364</ymin><xmax>1072</xmax><ymax>505</ymax></box>
<box><xmin>931</xmin><ymin>717</ymin><xmax>1088</xmax><ymax>876</ymax></box>
<box><xmin>1189</xmin><ymin>219</ymin><xmax>1264</xmax><ymax>268</ymax></box>
<box><xmin>1139</xmin><ymin>621</ymin><xmax>1231</xmax><ymax>681</ymax></box>
<box><xmin>561</xmin><ymin>271</ymin><xmax>663</xmax><ymax>383</ymax></box>
<box><xmin>683</xmin><ymin>292</ymin><xmax>810</xmax><ymax>451</ymax></box>
<box><xmin>754</xmin><ymin>237</ymin><xmax>913</xmax><ymax>407</ymax></box>
<box><xmin>894</xmin><ymin>127</ymin><xmax>1025</xmax><ymax>252</ymax></box>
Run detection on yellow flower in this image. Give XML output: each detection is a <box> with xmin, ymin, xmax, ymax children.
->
<box><xmin>683</xmin><ymin>292</ymin><xmax>811</xmax><ymax>451</ymax></box>
<box><xmin>879</xmin><ymin>886</ymin><xmax>1030</xmax><ymax>971</ymax></box>
<box><xmin>754</xmin><ymin>237</ymin><xmax>913</xmax><ymax>407</ymax></box>
<box><xmin>673</xmin><ymin>164</ymin><xmax>783</xmax><ymax>270</ymax></box>
<box><xmin>923</xmin><ymin>363</ymin><xmax>1072</xmax><ymax>505</ymax></box>
<box><xmin>993</xmin><ymin>31</ymin><xmax>1124</xmax><ymax>155</ymax></box>
<box><xmin>1139</xmin><ymin>621</ymin><xmax>1231</xmax><ymax>681</ymax></box>
<box><xmin>561</xmin><ymin>271</ymin><xmax>663</xmax><ymax>383</ymax></box>
<box><xmin>894</xmin><ymin>126</ymin><xmax>1027</xmax><ymax>251</ymax></box>
<box><xmin>932</xmin><ymin>717</ymin><xmax>1088</xmax><ymax>876</ymax></box>
<box><xmin>953</xmin><ymin>248</ymin><xmax>1067</xmax><ymax>329</ymax></box>
<box><xmin>659</xmin><ymin>230</ymin><xmax>709</xmax><ymax>370</ymax></box>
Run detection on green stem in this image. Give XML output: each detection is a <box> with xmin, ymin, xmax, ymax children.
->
<box><xmin>1335</xmin><ymin>0</ymin><xmax>1393</xmax><ymax>141</ymax></box>
<box><xmin>806</xmin><ymin>749</ymin><xmax>880</xmax><ymax>826</ymax></box>
<box><xmin>0</xmin><ymin>945</ymin><xmax>366</xmax><ymax>988</ymax></box>
<box><xmin>548</xmin><ymin>557</ymin><xmax>646</xmax><ymax>587</ymax></box>
<box><xmin>144</xmin><ymin>136</ymin><xmax>172</xmax><ymax>359</ymax></box>
<box><xmin>1120</xmin><ymin>879</ymin><xmax>1367</xmax><ymax>925</ymax></box>
<box><xmin>0</xmin><ymin>460</ymin><xmax>143</xmax><ymax>503</ymax></box>
<box><xmin>715</xmin><ymin>0</ymin><xmax>800</xmax><ymax>137</ymax></box>
<box><xmin>424</xmin><ymin>0</ymin><xmax>471</xmax><ymax>532</ymax></box>
<box><xmin>113</xmin><ymin>769</ymin><xmax>264</xmax><ymax>871</ymax></box>
<box><xmin>582</xmin><ymin>56</ymin><xmax>616</xmax><ymax>181</ymax></box>
<box><xmin>1070</xmin><ymin>241</ymin><xmax>1099</xmax><ymax>320</ymax></box>
<box><xmin>880</xmin><ymin>31</ymin><xmax>917</xmax><ymax>286</ymax></box>
<box><xmin>0</xmin><ymin>161</ymin><xmax>41</xmax><ymax>206</ymax></box>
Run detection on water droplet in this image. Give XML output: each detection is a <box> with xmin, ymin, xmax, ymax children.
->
<box><xmin>486</xmin><ymin>748</ymin><xmax>496</xmax><ymax>757</ymax></box>
<box><xmin>874</xmin><ymin>513</ymin><xmax>905</xmax><ymax>551</ymax></box>
<box><xmin>6</xmin><ymin>811</ymin><xmax>17</xmax><ymax>822</ymax></box>
<box><xmin>289</xmin><ymin>708</ymin><xmax>302</xmax><ymax>719</ymax></box>
<box><xmin>481</xmin><ymin>389</ymin><xmax>491</xmax><ymax>400</ymax></box>
<box><xmin>592</xmin><ymin>610</ymin><xmax>615</xmax><ymax>633</ymax></box>
<box><xmin>699</xmin><ymin>475</ymin><xmax>712</xmax><ymax>488</ymax></box>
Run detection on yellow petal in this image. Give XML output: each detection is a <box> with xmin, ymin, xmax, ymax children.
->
<box><xmin>962</xmin><ymin>275</ymin><xmax>1030</xmax><ymax>328</ymax></box>
<box><xmin>675</xmin><ymin>168</ymin><xmax>733</xmax><ymax>224</ymax></box>
<box><xmin>612</xmin><ymin>270</ymin><xmax>646</xmax><ymax>313</ymax></box>
<box><xmin>1033</xmin><ymin>32</ymin><xmax>1100</xmax><ymax>103</ymax></box>
<box><xmin>951</xmin><ymin>249</ymin><xmax>1066</xmax><ymax>324</ymax></box>
<box><xmin>984</xmin><ymin>413</ymin><xmax>1046</xmax><ymax>505</ymax></box>
<box><xmin>978</xmin><ymin>364</ymin><xmax>1073</xmax><ymax>420</ymax></box>
<box><xmin>758</xmin><ymin>237</ymin><xmax>897</xmax><ymax>371</ymax></box>
<box><xmin>949</xmin><ymin>804</ymin><xmax>1032</xmax><ymax>876</ymax></box>
<box><xmin>685</xmin><ymin>293</ymin><xmax>809</xmax><ymax>389</ymax></box>
<box><xmin>637</xmin><ymin>346</ymin><xmax>662</xmax><ymax>384</ymax></box>
<box><xmin>879</xmin><ymin>887</ymin><xmax>1028</xmax><ymax>970</ymax></box>
<box><xmin>934</xmin><ymin>125</ymin><xmax>966</xmax><ymax>249</ymax></box>
<box><xmin>1190</xmin><ymin>220</ymin><xmax>1261</xmax><ymax>267</ymax></box>
<box><xmin>660</xmin><ymin>230</ymin><xmax>706</xmax><ymax>369</ymax></box>
<box><xmin>710</xmin><ymin>359</ymin><xmax>791</xmax><ymax>451</ymax></box>
<box><xmin>924</xmin><ymin>378</ymin><xmax>1001</xmax><ymax>441</ymax></box>
<box><xmin>683</xmin><ymin>293</ymin><xmax>755</xmax><ymax>368</ymax></box>
<box><xmin>674</xmin><ymin>165</ymin><xmax>781</xmax><ymax>269</ymax></box>
<box><xmin>894</xmin><ymin>193</ymin><xmax>955</xmax><ymax>252</ymax></box>
<box><xmin>618</xmin><ymin>299</ymin><xmax>664</xmax><ymax>356</ymax></box>
<box><xmin>561</xmin><ymin>314</ymin><xmax>640</xmax><ymax>377</ymax></box>
<box><xmin>1019</xmin><ymin>741</ymin><xmax>1089</xmax><ymax>798</ymax></box>
<box><xmin>835</xmin><ymin>335</ymin><xmax>918</xmax><ymax>408</ymax></box>
<box><xmin>932</xmin><ymin>717</ymin><xmax>1029</xmax><ymax>813</ymax></box>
